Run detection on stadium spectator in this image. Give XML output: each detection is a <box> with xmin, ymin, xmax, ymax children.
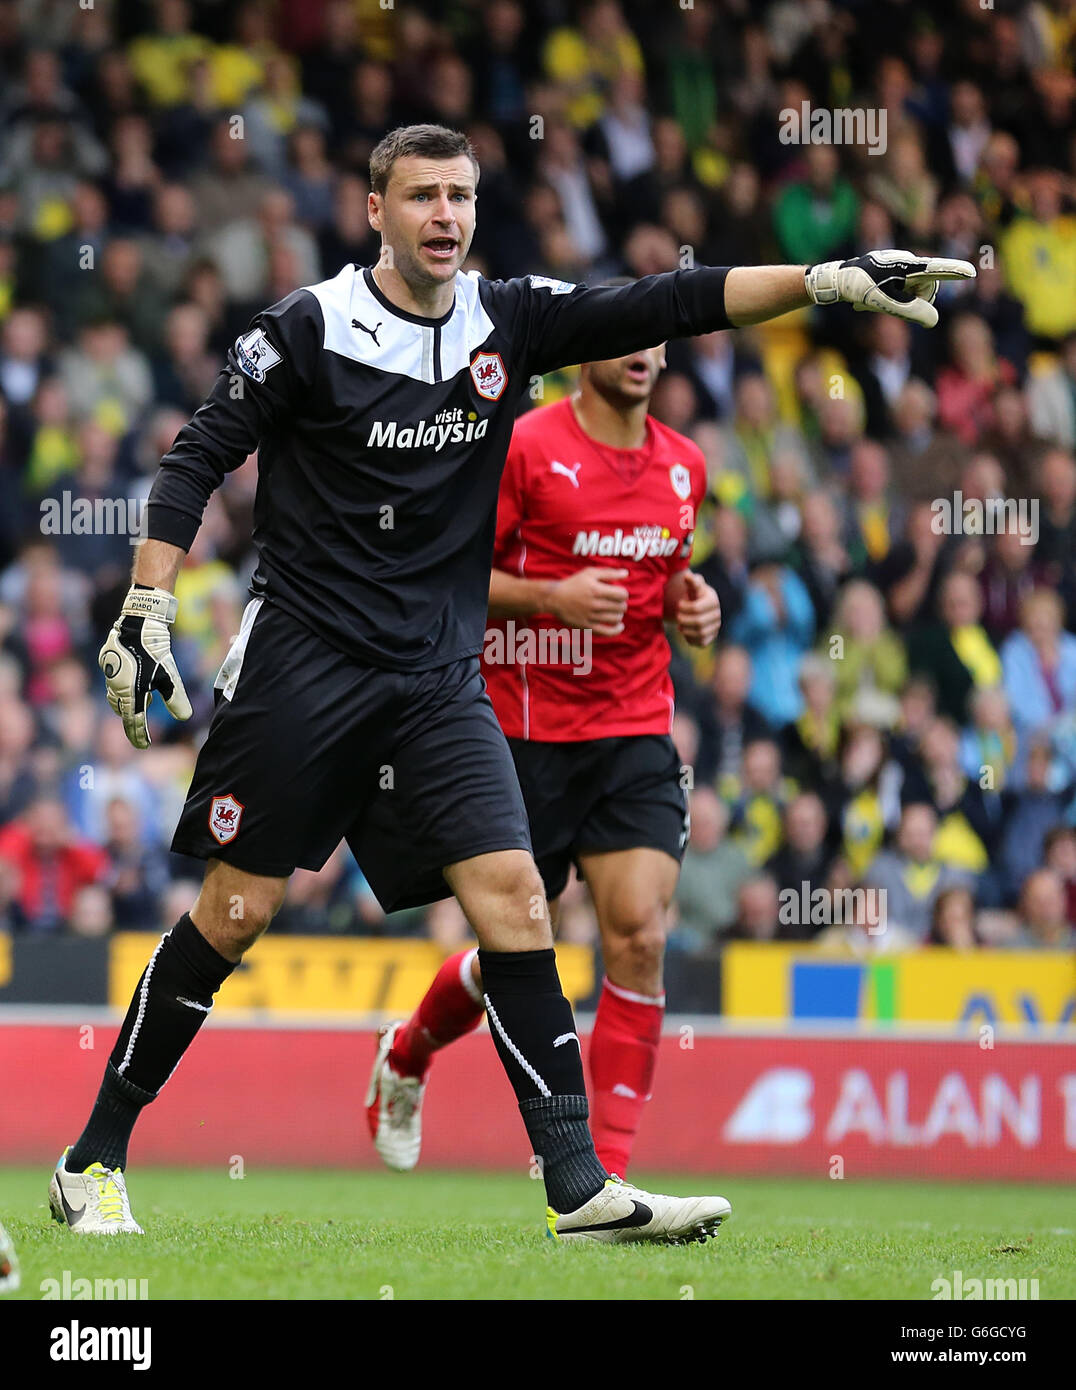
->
<box><xmin>543</xmin><ymin>0</ymin><xmax>643</xmax><ymax>132</ymax></box>
<box><xmin>1001</xmin><ymin>588</ymin><xmax>1076</xmax><ymax>736</ymax></box>
<box><xmin>0</xmin><ymin>306</ymin><xmax>51</xmax><ymax>425</ymax></box>
<box><xmin>37</xmin><ymin>653</ymin><xmax>97</xmax><ymax>761</ymax></box>
<box><xmin>694</xmin><ymin>644</ymin><xmax>770</xmax><ymax>791</ymax></box>
<box><xmin>138</xmin><ymin>182</ymin><xmax>199</xmax><ymax>300</ymax></box>
<box><xmin>788</xmin><ymin>489</ymin><xmax>852</xmax><ymax>632</ymax></box>
<box><xmin>841</xmin><ymin>440</ymin><xmax>904</xmax><ymax>570</ymax></box>
<box><xmin>1034</xmin><ymin>448</ymin><xmax>1076</xmax><ymax>624</ymax></box>
<box><xmin>696</xmin><ymin>505</ymin><xmax>750</xmax><ymax>632</ymax></box>
<box><xmin>907</xmin><ymin>569</ymin><xmax>1001</xmax><ymax>724</ymax></box>
<box><xmin>936</xmin><ymin>313</ymin><xmax>1018</xmax><ymax>448</ymax></box>
<box><xmin>102</xmin><ymin>795</ymin><xmax>171</xmax><ymax>930</ymax></box>
<box><xmin>1011</xmin><ymin>868</ymin><xmax>1076</xmax><ymax>949</ymax></box>
<box><xmin>68</xmin><ymin>881</ymin><xmax>114</xmax><ymax>938</ymax></box>
<box><xmin>722</xmin><ymin>372</ymin><xmax>800</xmax><ymax>507</ymax></box>
<box><xmin>152</xmin><ymin>301</ymin><xmax>219</xmax><ymax>415</ymax></box>
<box><xmin>187</xmin><ymin>115</ymin><xmax>274</xmax><ymax>235</ymax></box>
<box><xmin>207</xmin><ymin>186</ymin><xmax>319</xmax><ymax>308</ymax></box>
<box><xmin>301</xmin><ymin>0</ymin><xmax>373</xmax><ymax>143</ymax></box>
<box><xmin>727</xmin><ymin>873</ymin><xmax>780</xmax><ymax>942</ymax></box>
<box><xmin>884</xmin><ymin>500</ymin><xmax>950</xmax><ymax>631</ymax></box>
<box><xmin>959</xmin><ymin>685</ymin><xmax>1019</xmax><ymax>795</ymax></box>
<box><xmin>863</xmin><ymin>802</ymin><xmax>970</xmax><ymax>942</ymax></box>
<box><xmin>1028</xmin><ymin>335</ymin><xmax>1076</xmax><ymax>450</ymax></box>
<box><xmin>782</xmin><ymin>654</ymin><xmax>841</xmax><ymax>791</ymax></box>
<box><xmin>888</xmin><ymin>377</ymin><xmax>967</xmax><ymax>498</ymax></box>
<box><xmin>63</xmin><ymin>716</ymin><xmax>163</xmax><ymax>849</ymax></box>
<box><xmin>928</xmin><ymin>885</ymin><xmax>980</xmax><ymax>949</ymax></box>
<box><xmin>57</xmin><ymin>319</ymin><xmax>154</xmax><ymax>433</ymax></box>
<box><xmin>825</xmin><ymin>580</ymin><xmax>907</xmax><ymax>724</ymax></box>
<box><xmin>1001</xmin><ymin>168</ymin><xmax>1076</xmax><ymax>345</ymax></box>
<box><xmin>241</xmin><ymin>55</ymin><xmax>329</xmax><ymax>181</ymax></box>
<box><xmin>974</xmin><ymin>527</ymin><xmax>1044</xmax><ymax>646</ymax></box>
<box><xmin>998</xmin><ymin>741</ymin><xmax>1069</xmax><ymax>905</ymax></box>
<box><xmin>773</xmin><ymin>145</ymin><xmax>859</xmax><ymax>266</ymax></box>
<box><xmin>914</xmin><ymin>715</ymin><xmax>999</xmax><ymax>881</ymax></box>
<box><xmin>0</xmin><ymin>794</ymin><xmax>109</xmax><ymax>933</ymax></box>
<box><xmin>942</xmin><ymin>81</ymin><xmax>992</xmax><ymax>187</ymax></box>
<box><xmin>729</xmin><ymin>561</ymin><xmax>815</xmax><ymax>729</ymax></box>
<box><xmin>766</xmin><ymin>792</ymin><xmax>834</xmax><ymax>938</ymax></box>
<box><xmin>1043</xmin><ymin>826</ymin><xmax>1076</xmax><ymax>929</ymax></box>
<box><xmin>959</xmin><ymin>261</ymin><xmax>1030</xmax><ymax>380</ymax></box>
<box><xmin>672</xmin><ymin>787</ymin><xmax>750</xmax><ymax>947</ymax></box>
<box><xmin>832</xmin><ymin>723</ymin><xmax>893</xmax><ymax>879</ymax></box>
<box><xmin>0</xmin><ymin>696</ymin><xmax>38</xmax><ymax>824</ymax></box>
<box><xmin>866</xmin><ymin>131</ymin><xmax>938</xmax><ymax>243</ymax></box>
<box><xmin>728</xmin><ymin>737</ymin><xmax>793</xmax><ymax>868</ymax></box>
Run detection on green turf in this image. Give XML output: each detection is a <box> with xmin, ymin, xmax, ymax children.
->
<box><xmin>2</xmin><ymin>1168</ymin><xmax>1073</xmax><ymax>1300</ymax></box>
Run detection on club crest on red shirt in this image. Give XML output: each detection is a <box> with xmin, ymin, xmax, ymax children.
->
<box><xmin>669</xmin><ymin>463</ymin><xmax>692</xmax><ymax>500</ymax></box>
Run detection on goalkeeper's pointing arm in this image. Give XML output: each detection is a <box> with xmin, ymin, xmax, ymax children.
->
<box><xmin>522</xmin><ymin>251</ymin><xmax>976</xmax><ymax>378</ymax></box>
<box><xmin>726</xmin><ymin>252</ymin><xmax>976</xmax><ymax>329</ymax></box>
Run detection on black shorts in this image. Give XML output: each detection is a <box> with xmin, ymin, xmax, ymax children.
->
<box><xmin>171</xmin><ymin>599</ymin><xmax>532</xmax><ymax>911</ymax></box>
<box><xmin>507</xmin><ymin>733</ymin><xmax>690</xmax><ymax>902</ymax></box>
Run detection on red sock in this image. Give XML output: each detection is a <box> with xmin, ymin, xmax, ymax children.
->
<box><xmin>587</xmin><ymin>977</ymin><xmax>664</xmax><ymax>1178</ymax></box>
<box><xmin>388</xmin><ymin>948</ymin><xmax>485</xmax><ymax>1080</ymax></box>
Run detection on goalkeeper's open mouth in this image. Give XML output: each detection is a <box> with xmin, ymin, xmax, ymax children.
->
<box><xmin>422</xmin><ymin>237</ymin><xmax>460</xmax><ymax>263</ymax></box>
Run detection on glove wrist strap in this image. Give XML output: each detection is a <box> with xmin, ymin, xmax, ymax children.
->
<box><xmin>122</xmin><ymin>585</ymin><xmax>178</xmax><ymax>625</ymax></box>
<box><xmin>804</xmin><ymin>260</ymin><xmax>842</xmax><ymax>305</ymax></box>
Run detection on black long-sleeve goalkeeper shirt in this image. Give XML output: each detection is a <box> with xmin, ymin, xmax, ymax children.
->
<box><xmin>146</xmin><ymin>264</ymin><xmax>731</xmax><ymax>670</ymax></box>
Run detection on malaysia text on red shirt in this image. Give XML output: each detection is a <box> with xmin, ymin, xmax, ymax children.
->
<box><xmin>483</xmin><ymin>396</ymin><xmax>707</xmax><ymax>741</ymax></box>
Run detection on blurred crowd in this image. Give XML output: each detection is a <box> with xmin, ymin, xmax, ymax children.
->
<box><xmin>0</xmin><ymin>0</ymin><xmax>1075</xmax><ymax>958</ymax></box>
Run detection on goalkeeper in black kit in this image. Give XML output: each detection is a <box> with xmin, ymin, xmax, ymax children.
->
<box><xmin>49</xmin><ymin>124</ymin><xmax>973</xmax><ymax>1242</ymax></box>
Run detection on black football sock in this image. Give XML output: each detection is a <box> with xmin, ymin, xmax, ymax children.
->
<box><xmin>478</xmin><ymin>947</ymin><xmax>608</xmax><ymax>1213</ymax></box>
<box><xmin>67</xmin><ymin>913</ymin><xmax>236</xmax><ymax>1173</ymax></box>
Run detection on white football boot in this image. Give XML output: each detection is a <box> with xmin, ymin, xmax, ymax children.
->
<box><xmin>548</xmin><ymin>1175</ymin><xmax>731</xmax><ymax>1244</ymax></box>
<box><xmin>48</xmin><ymin>1150</ymin><xmax>144</xmax><ymax>1234</ymax></box>
<box><xmin>365</xmin><ymin>1022</ymin><xmax>426</xmax><ymax>1171</ymax></box>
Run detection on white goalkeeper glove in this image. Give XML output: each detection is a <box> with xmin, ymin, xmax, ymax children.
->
<box><xmin>805</xmin><ymin>249</ymin><xmax>976</xmax><ymax>328</ymax></box>
<box><xmin>98</xmin><ymin>585</ymin><xmax>192</xmax><ymax>750</ymax></box>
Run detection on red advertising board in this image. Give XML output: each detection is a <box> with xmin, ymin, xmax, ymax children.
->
<box><xmin>1</xmin><ymin>1022</ymin><xmax>1073</xmax><ymax>1179</ymax></box>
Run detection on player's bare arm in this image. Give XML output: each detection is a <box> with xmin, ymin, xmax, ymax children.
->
<box><xmin>489</xmin><ymin>566</ymin><xmax>629</xmax><ymax>636</ymax></box>
<box><xmin>133</xmin><ymin>537</ymin><xmax>184</xmax><ymax>591</ymax></box>
<box><xmin>664</xmin><ymin>570</ymin><xmax>722</xmax><ymax>647</ymax></box>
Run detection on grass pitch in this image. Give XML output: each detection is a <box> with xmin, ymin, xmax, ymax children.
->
<box><xmin>2</xmin><ymin>1168</ymin><xmax>1073</xmax><ymax>1301</ymax></box>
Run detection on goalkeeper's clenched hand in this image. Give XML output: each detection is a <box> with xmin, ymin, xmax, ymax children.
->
<box><xmin>805</xmin><ymin>250</ymin><xmax>976</xmax><ymax>328</ymax></box>
<box><xmin>98</xmin><ymin>585</ymin><xmax>192</xmax><ymax>749</ymax></box>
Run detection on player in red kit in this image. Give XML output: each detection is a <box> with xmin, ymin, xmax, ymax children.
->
<box><xmin>367</xmin><ymin>327</ymin><xmax>722</xmax><ymax>1192</ymax></box>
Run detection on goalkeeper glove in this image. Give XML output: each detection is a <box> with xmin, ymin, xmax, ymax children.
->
<box><xmin>805</xmin><ymin>250</ymin><xmax>976</xmax><ymax>328</ymax></box>
<box><xmin>98</xmin><ymin>584</ymin><xmax>192</xmax><ymax>750</ymax></box>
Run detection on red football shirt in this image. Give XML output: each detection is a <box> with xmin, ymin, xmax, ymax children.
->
<box><xmin>483</xmin><ymin>396</ymin><xmax>707</xmax><ymax>741</ymax></box>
